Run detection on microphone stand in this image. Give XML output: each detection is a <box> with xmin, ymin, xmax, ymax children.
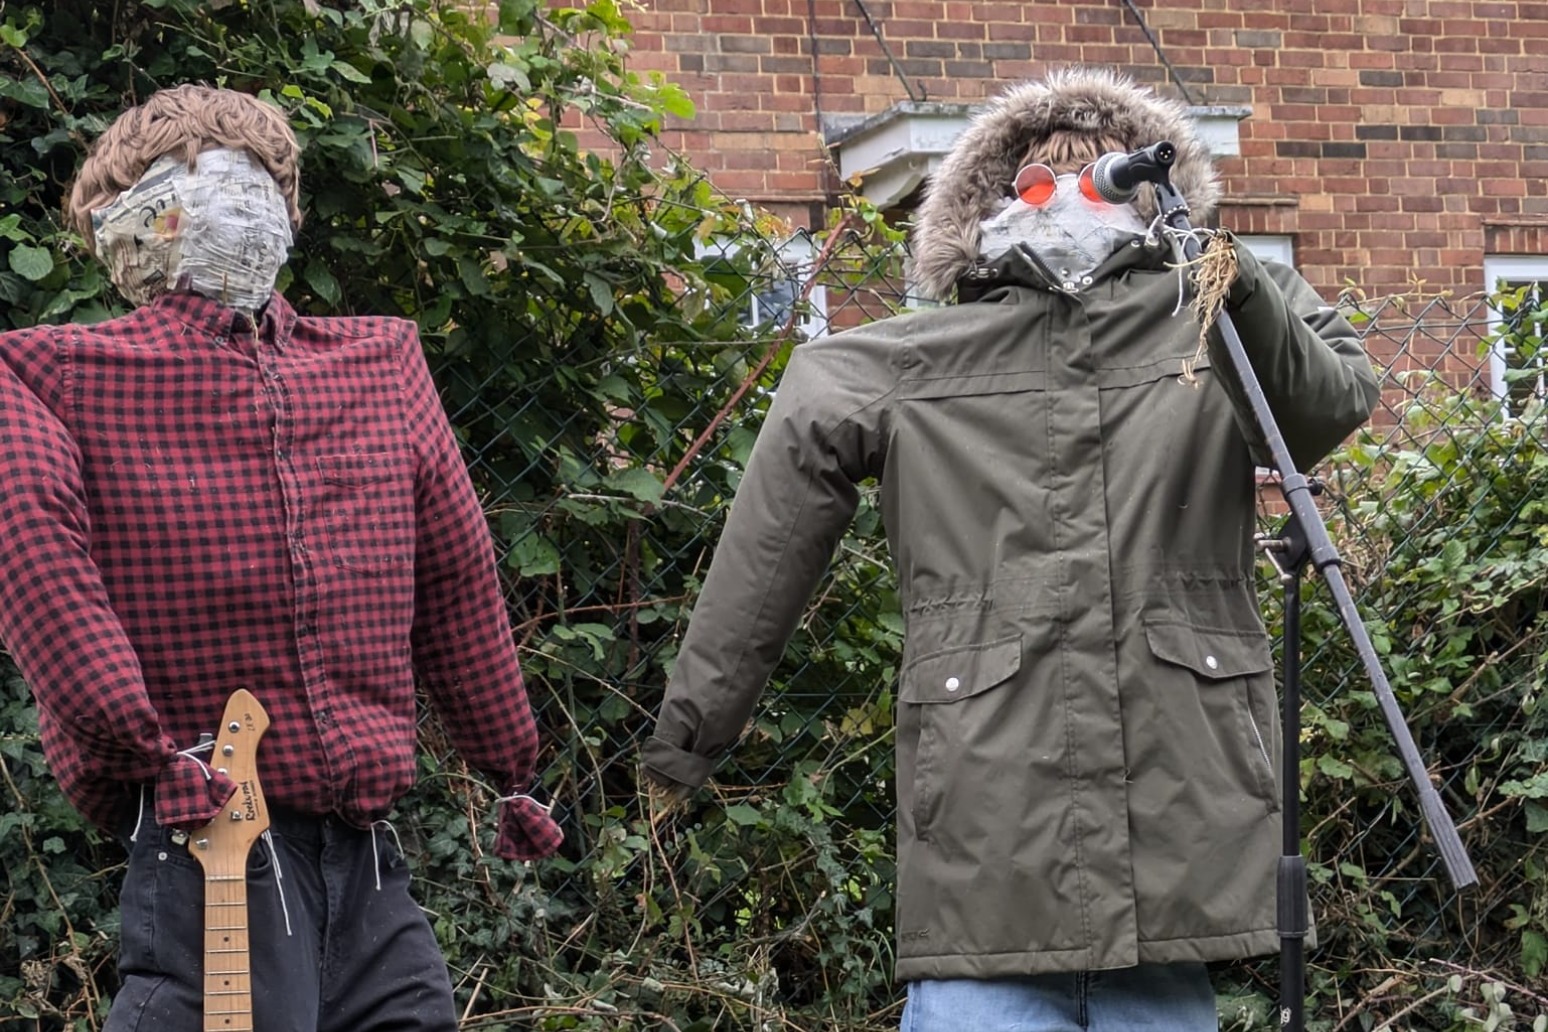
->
<box><xmin>1134</xmin><ymin>143</ymin><xmax>1479</xmax><ymax>1032</ymax></box>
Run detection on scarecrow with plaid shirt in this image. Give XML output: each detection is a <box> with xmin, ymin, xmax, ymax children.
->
<box><xmin>0</xmin><ymin>85</ymin><xmax>561</xmax><ymax>1031</ymax></box>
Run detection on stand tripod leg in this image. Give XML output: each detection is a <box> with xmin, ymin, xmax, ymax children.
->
<box><xmin>1279</xmin><ymin>562</ymin><xmax>1308</xmax><ymax>1032</ymax></box>
<box><xmin>1259</xmin><ymin>521</ymin><xmax>1312</xmax><ymax>1032</ymax></box>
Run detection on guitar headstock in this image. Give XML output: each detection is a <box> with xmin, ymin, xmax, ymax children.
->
<box><xmin>187</xmin><ymin>689</ymin><xmax>271</xmax><ymax>873</ymax></box>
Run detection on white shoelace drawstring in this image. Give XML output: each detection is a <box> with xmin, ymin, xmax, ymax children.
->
<box><xmin>369</xmin><ymin>819</ymin><xmax>405</xmax><ymax>892</ymax></box>
<box><xmin>129</xmin><ymin>784</ymin><xmax>148</xmax><ymax>843</ymax></box>
<box><xmin>134</xmin><ymin>740</ymin><xmax>215</xmax><ymax>844</ymax></box>
<box><xmin>495</xmin><ymin>791</ymin><xmax>555</xmax><ymax>815</ymax></box>
<box><xmin>260</xmin><ymin>830</ymin><xmax>294</xmax><ymax>936</ymax></box>
<box><xmin>176</xmin><ymin>739</ymin><xmax>217</xmax><ymax>781</ymax></box>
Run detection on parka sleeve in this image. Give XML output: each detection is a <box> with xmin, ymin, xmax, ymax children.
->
<box><xmin>642</xmin><ymin>331</ymin><xmax>896</xmax><ymax>790</ymax></box>
<box><xmin>1208</xmin><ymin>241</ymin><xmax>1380</xmax><ymax>471</ymax></box>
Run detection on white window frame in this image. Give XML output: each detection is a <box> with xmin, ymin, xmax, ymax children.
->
<box><xmin>698</xmin><ymin>231</ymin><xmax>830</xmax><ymax>340</ymax></box>
<box><xmin>1483</xmin><ymin>254</ymin><xmax>1548</xmax><ymax>414</ymax></box>
<box><xmin>1238</xmin><ymin>234</ymin><xmax>1295</xmax><ymax>269</ymax></box>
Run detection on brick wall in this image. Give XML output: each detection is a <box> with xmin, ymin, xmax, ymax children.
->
<box><xmin>622</xmin><ymin>0</ymin><xmax>1548</xmax><ymax>301</ymax></box>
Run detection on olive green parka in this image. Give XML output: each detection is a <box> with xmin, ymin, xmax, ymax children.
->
<box><xmin>644</xmin><ymin>67</ymin><xmax>1379</xmax><ymax>981</ymax></box>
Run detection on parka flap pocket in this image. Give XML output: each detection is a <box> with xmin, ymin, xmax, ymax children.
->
<box><xmin>900</xmin><ymin>635</ymin><xmax>1022</xmax><ymax>704</ymax></box>
<box><xmin>1144</xmin><ymin>618</ymin><xmax>1272</xmax><ymax>680</ymax></box>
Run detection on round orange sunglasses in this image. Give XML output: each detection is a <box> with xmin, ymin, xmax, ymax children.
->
<box><xmin>1013</xmin><ymin>162</ymin><xmax>1108</xmax><ymax>206</ymax></box>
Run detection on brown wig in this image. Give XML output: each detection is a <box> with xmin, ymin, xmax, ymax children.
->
<box><xmin>66</xmin><ymin>85</ymin><xmax>302</xmax><ymax>252</ymax></box>
<box><xmin>1016</xmin><ymin>128</ymin><xmax>1129</xmax><ymax>177</ymax></box>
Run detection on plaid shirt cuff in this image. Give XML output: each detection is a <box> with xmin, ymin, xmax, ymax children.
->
<box><xmin>494</xmin><ymin>795</ymin><xmax>564</xmax><ymax>861</ymax></box>
<box><xmin>153</xmin><ymin>755</ymin><xmax>240</xmax><ymax>829</ymax></box>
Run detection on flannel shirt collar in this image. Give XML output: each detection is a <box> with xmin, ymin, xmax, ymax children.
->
<box><xmin>151</xmin><ymin>290</ymin><xmax>300</xmax><ymax>351</ymax></box>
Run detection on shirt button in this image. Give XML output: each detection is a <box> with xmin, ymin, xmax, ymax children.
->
<box><xmin>945</xmin><ymin>676</ymin><xmax>961</xmax><ymax>692</ymax></box>
<box><xmin>1205</xmin><ymin>655</ymin><xmax>1219</xmax><ymax>670</ymax></box>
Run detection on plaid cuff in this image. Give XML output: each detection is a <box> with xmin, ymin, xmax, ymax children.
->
<box><xmin>494</xmin><ymin>794</ymin><xmax>564</xmax><ymax>861</ymax></box>
<box><xmin>153</xmin><ymin>754</ymin><xmax>239</xmax><ymax>829</ymax></box>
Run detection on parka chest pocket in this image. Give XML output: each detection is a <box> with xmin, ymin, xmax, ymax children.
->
<box><xmin>315</xmin><ymin>451</ymin><xmax>415</xmax><ymax>576</ymax></box>
<box><xmin>900</xmin><ymin>635</ymin><xmax>1022</xmax><ymax>838</ymax></box>
<box><xmin>1144</xmin><ymin>616</ymin><xmax>1280</xmax><ymax>813</ymax></box>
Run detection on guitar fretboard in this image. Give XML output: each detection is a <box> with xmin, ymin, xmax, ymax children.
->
<box><xmin>201</xmin><ymin>862</ymin><xmax>254</xmax><ymax>1031</ymax></box>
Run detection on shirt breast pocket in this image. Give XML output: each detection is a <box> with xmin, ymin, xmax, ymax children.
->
<box><xmin>315</xmin><ymin>451</ymin><xmax>415</xmax><ymax>576</ymax></box>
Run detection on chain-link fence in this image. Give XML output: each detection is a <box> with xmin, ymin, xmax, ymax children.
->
<box><xmin>403</xmin><ymin>218</ymin><xmax>1548</xmax><ymax>1030</ymax></box>
<box><xmin>3</xmin><ymin>217</ymin><xmax>1544</xmax><ymax>1030</ymax></box>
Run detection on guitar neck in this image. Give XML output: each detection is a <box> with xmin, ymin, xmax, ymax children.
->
<box><xmin>201</xmin><ymin>853</ymin><xmax>254</xmax><ymax>1032</ymax></box>
<box><xmin>188</xmin><ymin>689</ymin><xmax>271</xmax><ymax>1032</ymax></box>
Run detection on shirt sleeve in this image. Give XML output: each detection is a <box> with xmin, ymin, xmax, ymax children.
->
<box><xmin>397</xmin><ymin>323</ymin><xmax>562</xmax><ymax>861</ymax></box>
<box><xmin>0</xmin><ymin>328</ymin><xmax>235</xmax><ymax>830</ymax></box>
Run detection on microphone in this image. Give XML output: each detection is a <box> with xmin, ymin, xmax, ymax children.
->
<box><xmin>1090</xmin><ymin>141</ymin><xmax>1178</xmax><ymax>204</ymax></box>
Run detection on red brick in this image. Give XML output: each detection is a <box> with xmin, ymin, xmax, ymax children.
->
<box><xmin>626</xmin><ymin>0</ymin><xmax>1542</xmax><ymax>307</ymax></box>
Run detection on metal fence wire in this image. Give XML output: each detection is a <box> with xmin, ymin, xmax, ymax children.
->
<box><xmin>409</xmin><ymin>216</ymin><xmax>1548</xmax><ymax>1028</ymax></box>
<box><xmin>5</xmin><ymin>228</ymin><xmax>1545</xmax><ymax>1032</ymax></box>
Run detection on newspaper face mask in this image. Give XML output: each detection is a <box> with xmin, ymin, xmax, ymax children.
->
<box><xmin>978</xmin><ymin>168</ymin><xmax>1147</xmax><ymax>283</ymax></box>
<box><xmin>91</xmin><ymin>148</ymin><xmax>293</xmax><ymax>310</ymax></box>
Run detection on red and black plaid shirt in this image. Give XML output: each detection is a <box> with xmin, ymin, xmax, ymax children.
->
<box><xmin>0</xmin><ymin>292</ymin><xmax>561</xmax><ymax>860</ymax></box>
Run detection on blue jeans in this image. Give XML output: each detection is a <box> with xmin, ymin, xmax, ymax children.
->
<box><xmin>902</xmin><ymin>963</ymin><xmax>1218</xmax><ymax>1032</ymax></box>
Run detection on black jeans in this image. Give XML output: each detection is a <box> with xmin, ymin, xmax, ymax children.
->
<box><xmin>105</xmin><ymin>805</ymin><xmax>458</xmax><ymax>1032</ymax></box>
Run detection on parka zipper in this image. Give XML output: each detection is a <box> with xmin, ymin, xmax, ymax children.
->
<box><xmin>1014</xmin><ymin>242</ymin><xmax>1080</xmax><ymax>294</ymax></box>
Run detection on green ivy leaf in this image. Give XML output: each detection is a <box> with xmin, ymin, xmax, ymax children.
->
<box><xmin>1524</xmin><ymin>929</ymin><xmax>1547</xmax><ymax>979</ymax></box>
<box><xmin>606</xmin><ymin>467</ymin><xmax>663</xmax><ymax>504</ymax></box>
<box><xmin>508</xmin><ymin>534</ymin><xmax>561</xmax><ymax>576</ymax></box>
<box><xmin>330</xmin><ymin>59</ymin><xmax>372</xmax><ymax>84</ymax></box>
<box><xmin>584</xmin><ymin>272</ymin><xmax>615</xmax><ymax>316</ymax></box>
<box><xmin>1317</xmin><ymin>755</ymin><xmax>1355</xmax><ymax>780</ymax></box>
<box><xmin>303</xmin><ymin>261</ymin><xmax>341</xmax><ymax>306</ymax></box>
<box><xmin>7</xmin><ymin>243</ymin><xmax>53</xmax><ymax>281</ymax></box>
<box><xmin>722</xmin><ymin>804</ymin><xmax>762</xmax><ymax>827</ymax></box>
<box><xmin>487</xmin><ymin>61</ymin><xmax>530</xmax><ymax>91</ymax></box>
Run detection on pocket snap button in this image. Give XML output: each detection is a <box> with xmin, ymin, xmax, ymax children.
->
<box><xmin>1205</xmin><ymin>655</ymin><xmax>1219</xmax><ymax>670</ymax></box>
<box><xmin>945</xmin><ymin>676</ymin><xmax>961</xmax><ymax>692</ymax></box>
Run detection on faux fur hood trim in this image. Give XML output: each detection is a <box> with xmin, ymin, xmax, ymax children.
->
<box><xmin>908</xmin><ymin>66</ymin><xmax>1220</xmax><ymax>301</ymax></box>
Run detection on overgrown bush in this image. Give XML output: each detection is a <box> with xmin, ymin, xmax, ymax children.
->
<box><xmin>1217</xmin><ymin>298</ymin><xmax>1548</xmax><ymax>1031</ymax></box>
<box><xmin>2</xmin><ymin>2</ymin><xmax>1545</xmax><ymax>1029</ymax></box>
<box><xmin>1</xmin><ymin>1</ymin><xmax>909</xmax><ymax>1028</ymax></box>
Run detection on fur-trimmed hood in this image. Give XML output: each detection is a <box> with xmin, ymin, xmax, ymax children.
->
<box><xmin>909</xmin><ymin>67</ymin><xmax>1220</xmax><ymax>301</ymax></box>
